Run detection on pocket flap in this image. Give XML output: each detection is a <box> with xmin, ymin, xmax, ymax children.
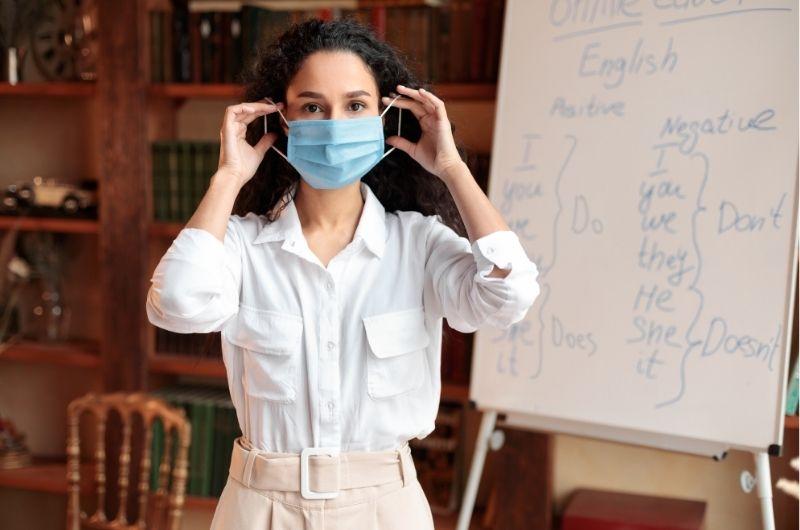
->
<box><xmin>363</xmin><ymin>306</ymin><xmax>430</xmax><ymax>359</ymax></box>
<box><xmin>223</xmin><ymin>305</ymin><xmax>303</xmax><ymax>355</ymax></box>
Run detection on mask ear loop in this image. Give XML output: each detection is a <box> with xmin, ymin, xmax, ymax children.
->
<box><xmin>262</xmin><ymin>97</ymin><xmax>291</xmax><ymax>163</ymax></box>
<box><xmin>380</xmin><ymin>94</ymin><xmax>403</xmax><ymax>160</ymax></box>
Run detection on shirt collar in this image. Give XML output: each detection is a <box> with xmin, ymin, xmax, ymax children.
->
<box><xmin>252</xmin><ymin>180</ymin><xmax>387</xmax><ymax>258</ymax></box>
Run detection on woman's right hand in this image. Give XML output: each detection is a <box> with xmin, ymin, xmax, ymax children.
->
<box><xmin>217</xmin><ymin>101</ymin><xmax>284</xmax><ymax>187</ymax></box>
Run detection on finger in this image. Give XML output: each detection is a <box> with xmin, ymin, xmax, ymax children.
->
<box><xmin>386</xmin><ymin>135</ymin><xmax>416</xmax><ymax>156</ymax></box>
<box><xmin>253</xmin><ymin>132</ymin><xmax>278</xmax><ymax>158</ymax></box>
<box><xmin>226</xmin><ymin>101</ymin><xmax>282</xmax><ymax>123</ymax></box>
<box><xmin>227</xmin><ymin>101</ymin><xmax>281</xmax><ymax>116</ymax></box>
<box><xmin>417</xmin><ymin>87</ymin><xmax>447</xmax><ymax>119</ymax></box>
<box><xmin>395</xmin><ymin>84</ymin><xmax>436</xmax><ymax>113</ymax></box>
<box><xmin>381</xmin><ymin>95</ymin><xmax>429</xmax><ymax>120</ymax></box>
<box><xmin>233</xmin><ymin>103</ymin><xmax>284</xmax><ymax>125</ymax></box>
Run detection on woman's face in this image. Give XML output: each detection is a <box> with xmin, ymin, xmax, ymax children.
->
<box><xmin>281</xmin><ymin>50</ymin><xmax>382</xmax><ymax>133</ymax></box>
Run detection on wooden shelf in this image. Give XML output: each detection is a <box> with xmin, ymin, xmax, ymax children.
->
<box><xmin>149</xmin><ymin>354</ymin><xmax>226</xmax><ymax>378</ymax></box>
<box><xmin>0</xmin><ymin>82</ymin><xmax>96</xmax><ymax>98</ymax></box>
<box><xmin>0</xmin><ymin>456</ymin><xmax>93</xmax><ymax>494</ymax></box>
<box><xmin>0</xmin><ymin>457</ymin><xmax>217</xmax><ymax>509</ymax></box>
<box><xmin>0</xmin><ymin>338</ymin><xmax>101</xmax><ymax>368</ymax></box>
<box><xmin>786</xmin><ymin>415</ymin><xmax>799</xmax><ymax>430</ymax></box>
<box><xmin>148</xmin><ymin>83</ymin><xmax>245</xmax><ymax>100</ymax></box>
<box><xmin>0</xmin><ymin>215</ymin><xmax>99</xmax><ymax>234</ymax></box>
<box><xmin>149</xmin><ymin>82</ymin><xmax>497</xmax><ymax>101</ymax></box>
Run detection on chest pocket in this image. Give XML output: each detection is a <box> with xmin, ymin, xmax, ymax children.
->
<box><xmin>223</xmin><ymin>305</ymin><xmax>303</xmax><ymax>403</ymax></box>
<box><xmin>363</xmin><ymin>306</ymin><xmax>430</xmax><ymax>399</ymax></box>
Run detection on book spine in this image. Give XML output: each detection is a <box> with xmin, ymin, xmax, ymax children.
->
<box><xmin>149</xmin><ymin>417</ymin><xmax>164</xmax><ymax>491</ymax></box>
<box><xmin>151</xmin><ymin>143</ymin><xmax>162</xmax><ymax>221</ymax></box>
<box><xmin>164</xmin><ymin>8</ymin><xmax>174</xmax><ymax>83</ymax></box>
<box><xmin>786</xmin><ymin>355</ymin><xmax>799</xmax><ymax>415</ymax></box>
<box><xmin>150</xmin><ymin>11</ymin><xmax>164</xmax><ymax>83</ymax></box>
<box><xmin>167</xmin><ymin>142</ymin><xmax>180</xmax><ymax>222</ymax></box>
<box><xmin>201</xmin><ymin>399</ymin><xmax>215</xmax><ymax>495</ymax></box>
<box><xmin>173</xmin><ymin>0</ymin><xmax>192</xmax><ymax>82</ymax></box>
<box><xmin>180</xmin><ymin>143</ymin><xmax>192</xmax><ymax>221</ymax></box>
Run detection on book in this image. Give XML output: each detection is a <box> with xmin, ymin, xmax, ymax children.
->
<box><xmin>149</xmin><ymin>0</ymin><xmax>505</xmax><ymax>85</ymax></box>
<box><xmin>786</xmin><ymin>355</ymin><xmax>799</xmax><ymax>415</ymax></box>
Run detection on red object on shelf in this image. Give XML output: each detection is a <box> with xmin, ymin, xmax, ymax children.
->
<box><xmin>561</xmin><ymin>488</ymin><xmax>706</xmax><ymax>530</ymax></box>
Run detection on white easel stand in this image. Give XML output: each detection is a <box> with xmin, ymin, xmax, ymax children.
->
<box><xmin>457</xmin><ymin>410</ymin><xmax>498</xmax><ymax>530</ymax></box>
<box><xmin>458</xmin><ymin>410</ymin><xmax>778</xmax><ymax>530</ymax></box>
<box><xmin>741</xmin><ymin>451</ymin><xmax>776</xmax><ymax>530</ymax></box>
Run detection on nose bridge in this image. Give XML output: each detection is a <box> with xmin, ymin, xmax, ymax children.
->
<box><xmin>329</xmin><ymin>107</ymin><xmax>345</xmax><ymax>120</ymax></box>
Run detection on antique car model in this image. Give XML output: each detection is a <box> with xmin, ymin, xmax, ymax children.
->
<box><xmin>2</xmin><ymin>176</ymin><xmax>97</xmax><ymax>215</ymax></box>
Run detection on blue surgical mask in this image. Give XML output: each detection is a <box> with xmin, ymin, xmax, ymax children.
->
<box><xmin>263</xmin><ymin>94</ymin><xmax>402</xmax><ymax>190</ymax></box>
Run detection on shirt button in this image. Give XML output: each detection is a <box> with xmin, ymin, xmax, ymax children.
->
<box><xmin>326</xmin><ymin>340</ymin><xmax>336</xmax><ymax>351</ymax></box>
<box><xmin>288</xmin><ymin>240</ymin><xmax>296</xmax><ymax>247</ymax></box>
<box><xmin>486</xmin><ymin>246</ymin><xmax>495</xmax><ymax>254</ymax></box>
<box><xmin>327</xmin><ymin>280</ymin><xmax>334</xmax><ymax>290</ymax></box>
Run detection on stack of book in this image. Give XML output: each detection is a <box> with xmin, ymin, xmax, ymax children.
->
<box><xmin>151</xmin><ymin>141</ymin><xmax>219</xmax><ymax>222</ymax></box>
<box><xmin>149</xmin><ymin>0</ymin><xmax>505</xmax><ymax>85</ymax></box>
<box><xmin>149</xmin><ymin>385</ymin><xmax>241</xmax><ymax>498</ymax></box>
<box><xmin>787</xmin><ymin>355</ymin><xmax>799</xmax><ymax>417</ymax></box>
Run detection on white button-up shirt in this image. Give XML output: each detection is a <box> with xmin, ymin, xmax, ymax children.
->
<box><xmin>146</xmin><ymin>181</ymin><xmax>540</xmax><ymax>453</ymax></box>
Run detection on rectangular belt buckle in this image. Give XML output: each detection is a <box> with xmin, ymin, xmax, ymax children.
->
<box><xmin>300</xmin><ymin>446</ymin><xmax>341</xmax><ymax>500</ymax></box>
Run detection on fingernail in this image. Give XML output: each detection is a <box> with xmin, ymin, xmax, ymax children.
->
<box><xmin>419</xmin><ymin>88</ymin><xmax>426</xmax><ymax>92</ymax></box>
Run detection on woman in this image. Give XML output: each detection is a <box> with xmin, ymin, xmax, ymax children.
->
<box><xmin>146</xmin><ymin>17</ymin><xmax>540</xmax><ymax>530</ymax></box>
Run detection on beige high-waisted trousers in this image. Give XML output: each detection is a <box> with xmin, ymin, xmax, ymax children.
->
<box><xmin>209</xmin><ymin>436</ymin><xmax>436</xmax><ymax>529</ymax></box>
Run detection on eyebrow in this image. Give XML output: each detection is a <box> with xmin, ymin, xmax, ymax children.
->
<box><xmin>297</xmin><ymin>90</ymin><xmax>372</xmax><ymax>99</ymax></box>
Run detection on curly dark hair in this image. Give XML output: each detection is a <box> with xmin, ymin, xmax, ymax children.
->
<box><xmin>233</xmin><ymin>16</ymin><xmax>467</xmax><ymax>236</ymax></box>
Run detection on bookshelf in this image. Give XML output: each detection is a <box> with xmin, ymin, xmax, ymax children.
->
<box><xmin>0</xmin><ymin>82</ymin><xmax>96</xmax><ymax>97</ymax></box>
<box><xmin>148</xmin><ymin>81</ymin><xmax>497</xmax><ymax>101</ymax></box>
<box><xmin>0</xmin><ymin>1</ymin><xmax>503</xmax><ymax>528</ymax></box>
<box><xmin>0</xmin><ymin>338</ymin><xmax>101</xmax><ymax>369</ymax></box>
<box><xmin>0</xmin><ymin>216</ymin><xmax>99</xmax><ymax>234</ymax></box>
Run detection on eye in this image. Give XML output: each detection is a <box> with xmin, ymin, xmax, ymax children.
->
<box><xmin>349</xmin><ymin>101</ymin><xmax>366</xmax><ymax>112</ymax></box>
<box><xmin>302</xmin><ymin>103</ymin><xmax>322</xmax><ymax>113</ymax></box>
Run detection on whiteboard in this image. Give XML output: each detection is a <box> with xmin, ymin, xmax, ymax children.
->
<box><xmin>470</xmin><ymin>0</ymin><xmax>798</xmax><ymax>456</ymax></box>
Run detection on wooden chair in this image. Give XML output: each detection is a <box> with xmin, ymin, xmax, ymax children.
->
<box><xmin>66</xmin><ymin>391</ymin><xmax>192</xmax><ymax>530</ymax></box>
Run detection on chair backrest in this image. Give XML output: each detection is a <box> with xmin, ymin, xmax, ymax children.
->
<box><xmin>66</xmin><ymin>391</ymin><xmax>191</xmax><ymax>530</ymax></box>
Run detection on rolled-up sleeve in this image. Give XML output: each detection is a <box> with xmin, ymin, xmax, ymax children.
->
<box><xmin>146</xmin><ymin>216</ymin><xmax>242</xmax><ymax>334</ymax></box>
<box><xmin>423</xmin><ymin>215</ymin><xmax>540</xmax><ymax>332</ymax></box>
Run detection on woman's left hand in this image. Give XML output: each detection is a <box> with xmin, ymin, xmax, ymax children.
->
<box><xmin>383</xmin><ymin>84</ymin><xmax>464</xmax><ymax>181</ymax></box>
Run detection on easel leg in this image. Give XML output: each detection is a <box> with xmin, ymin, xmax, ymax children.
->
<box><xmin>754</xmin><ymin>451</ymin><xmax>776</xmax><ymax>530</ymax></box>
<box><xmin>457</xmin><ymin>410</ymin><xmax>497</xmax><ymax>530</ymax></box>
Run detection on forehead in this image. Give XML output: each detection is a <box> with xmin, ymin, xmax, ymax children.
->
<box><xmin>287</xmin><ymin>50</ymin><xmax>379</xmax><ymax>99</ymax></box>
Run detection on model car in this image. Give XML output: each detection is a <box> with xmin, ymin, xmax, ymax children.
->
<box><xmin>2</xmin><ymin>176</ymin><xmax>97</xmax><ymax>214</ymax></box>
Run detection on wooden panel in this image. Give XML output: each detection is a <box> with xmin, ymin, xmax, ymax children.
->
<box><xmin>483</xmin><ymin>427</ymin><xmax>552</xmax><ymax>529</ymax></box>
<box><xmin>96</xmin><ymin>0</ymin><xmax>148</xmax><ymax>391</ymax></box>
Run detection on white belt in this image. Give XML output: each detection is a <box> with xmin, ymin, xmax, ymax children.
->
<box><xmin>229</xmin><ymin>436</ymin><xmax>417</xmax><ymax>500</ymax></box>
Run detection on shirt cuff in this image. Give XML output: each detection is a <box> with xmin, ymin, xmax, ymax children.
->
<box><xmin>470</xmin><ymin>230</ymin><xmax>531</xmax><ymax>278</ymax></box>
<box><xmin>170</xmin><ymin>227</ymin><xmax>227</xmax><ymax>271</ymax></box>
